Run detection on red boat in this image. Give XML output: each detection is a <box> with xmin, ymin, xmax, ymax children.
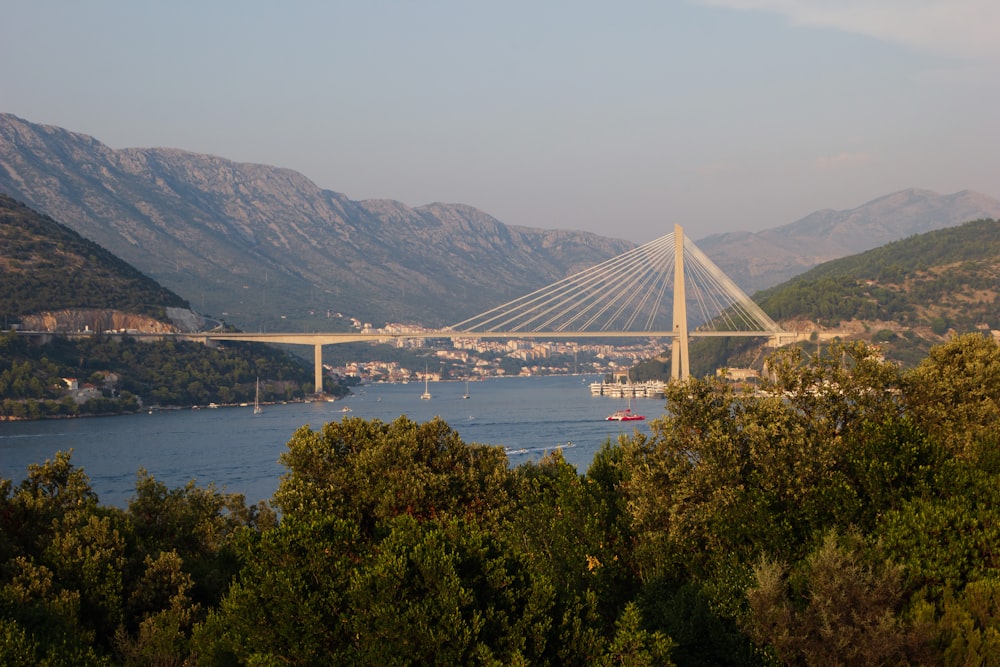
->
<box><xmin>605</xmin><ymin>407</ymin><xmax>645</xmax><ymax>421</ymax></box>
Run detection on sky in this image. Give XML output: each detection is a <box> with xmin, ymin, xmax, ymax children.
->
<box><xmin>3</xmin><ymin>0</ymin><xmax>999</xmax><ymax>243</ymax></box>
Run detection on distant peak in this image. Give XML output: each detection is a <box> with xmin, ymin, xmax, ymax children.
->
<box><xmin>861</xmin><ymin>188</ymin><xmax>940</xmax><ymax>206</ymax></box>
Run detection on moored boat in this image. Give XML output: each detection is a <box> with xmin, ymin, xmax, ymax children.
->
<box><xmin>420</xmin><ymin>367</ymin><xmax>432</xmax><ymax>400</ymax></box>
<box><xmin>605</xmin><ymin>407</ymin><xmax>645</xmax><ymax>421</ymax></box>
<box><xmin>254</xmin><ymin>377</ymin><xmax>263</xmax><ymax>415</ymax></box>
<box><xmin>590</xmin><ymin>380</ymin><xmax>666</xmax><ymax>398</ymax></box>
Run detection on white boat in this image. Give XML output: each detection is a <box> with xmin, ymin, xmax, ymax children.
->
<box><xmin>590</xmin><ymin>380</ymin><xmax>666</xmax><ymax>398</ymax></box>
<box><xmin>463</xmin><ymin>380</ymin><xmax>470</xmax><ymax>399</ymax></box>
<box><xmin>420</xmin><ymin>367</ymin><xmax>432</xmax><ymax>400</ymax></box>
<box><xmin>254</xmin><ymin>377</ymin><xmax>263</xmax><ymax>415</ymax></box>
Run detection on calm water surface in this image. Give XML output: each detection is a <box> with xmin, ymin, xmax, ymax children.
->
<box><xmin>0</xmin><ymin>375</ymin><xmax>664</xmax><ymax>507</ymax></box>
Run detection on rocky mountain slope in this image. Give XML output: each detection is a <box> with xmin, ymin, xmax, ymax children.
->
<box><xmin>696</xmin><ymin>189</ymin><xmax>1000</xmax><ymax>294</ymax></box>
<box><xmin>4</xmin><ymin>112</ymin><xmax>999</xmax><ymax>331</ymax></box>
<box><xmin>0</xmin><ymin>113</ymin><xmax>631</xmax><ymax>331</ymax></box>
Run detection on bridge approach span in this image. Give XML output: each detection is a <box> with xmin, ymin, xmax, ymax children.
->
<box><xmin>14</xmin><ymin>327</ymin><xmax>786</xmax><ymax>397</ymax></box>
<box><xmin>200</xmin><ymin>328</ymin><xmax>784</xmax><ymax>395</ymax></box>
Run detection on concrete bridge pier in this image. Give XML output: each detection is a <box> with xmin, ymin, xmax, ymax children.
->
<box><xmin>671</xmin><ymin>224</ymin><xmax>690</xmax><ymax>380</ymax></box>
<box><xmin>315</xmin><ymin>343</ymin><xmax>324</xmax><ymax>395</ymax></box>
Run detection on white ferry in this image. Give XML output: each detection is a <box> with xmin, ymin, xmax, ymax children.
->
<box><xmin>589</xmin><ymin>380</ymin><xmax>666</xmax><ymax>398</ymax></box>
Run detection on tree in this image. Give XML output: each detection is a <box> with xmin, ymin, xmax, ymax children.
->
<box><xmin>905</xmin><ymin>332</ymin><xmax>1000</xmax><ymax>456</ymax></box>
<box><xmin>190</xmin><ymin>516</ymin><xmax>365</xmax><ymax>665</ymax></box>
<box><xmin>0</xmin><ymin>452</ymin><xmax>115</xmax><ymax>664</ymax></box>
<box><xmin>127</xmin><ymin>470</ymin><xmax>271</xmax><ymax>609</ymax></box>
<box><xmin>115</xmin><ymin>551</ymin><xmax>202</xmax><ymax>667</ymax></box>
<box><xmin>272</xmin><ymin>415</ymin><xmax>511</xmax><ymax>529</ymax></box>
<box><xmin>507</xmin><ymin>450</ymin><xmax>635</xmax><ymax>617</ymax></box>
<box><xmin>0</xmin><ymin>556</ymin><xmax>109</xmax><ymax>665</ymax></box>
<box><xmin>0</xmin><ymin>451</ymin><xmax>99</xmax><ymax>560</ymax></box>
<box><xmin>194</xmin><ymin>514</ymin><xmax>562</xmax><ymax>666</ymax></box>
<box><xmin>876</xmin><ymin>461</ymin><xmax>1000</xmax><ymax>598</ymax></box>
<box><xmin>745</xmin><ymin>531</ymin><xmax>930</xmax><ymax>666</ymax></box>
<box><xmin>922</xmin><ymin>578</ymin><xmax>1000</xmax><ymax>666</ymax></box>
<box><xmin>597</xmin><ymin>602</ymin><xmax>675</xmax><ymax>667</ymax></box>
<box><xmin>348</xmin><ymin>515</ymin><xmax>556</xmax><ymax>665</ymax></box>
<box><xmin>44</xmin><ymin>510</ymin><xmax>127</xmax><ymax>647</ymax></box>
<box><xmin>617</xmin><ymin>341</ymin><xmax>925</xmax><ymax>661</ymax></box>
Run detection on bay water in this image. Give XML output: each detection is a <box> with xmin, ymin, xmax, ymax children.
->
<box><xmin>0</xmin><ymin>376</ymin><xmax>663</xmax><ymax>507</ymax></box>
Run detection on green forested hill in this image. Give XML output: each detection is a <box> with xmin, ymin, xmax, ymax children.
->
<box><xmin>0</xmin><ymin>330</ymin><xmax>329</xmax><ymax>419</ymax></box>
<box><xmin>783</xmin><ymin>217</ymin><xmax>1000</xmax><ymax>282</ymax></box>
<box><xmin>0</xmin><ymin>194</ymin><xmax>189</xmax><ymax>322</ymax></box>
<box><xmin>663</xmin><ymin>218</ymin><xmax>1000</xmax><ymax>375</ymax></box>
<box><xmin>0</xmin><ymin>195</ymin><xmax>340</xmax><ymax>416</ymax></box>
<box><xmin>755</xmin><ymin>218</ymin><xmax>1000</xmax><ymax>338</ymax></box>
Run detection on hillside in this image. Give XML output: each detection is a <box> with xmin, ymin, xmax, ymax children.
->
<box><xmin>655</xmin><ymin>218</ymin><xmax>1000</xmax><ymax>376</ymax></box>
<box><xmin>757</xmin><ymin>217</ymin><xmax>1000</xmax><ymax>340</ymax></box>
<box><xmin>0</xmin><ymin>193</ymin><xmax>189</xmax><ymax>326</ymax></box>
<box><xmin>0</xmin><ymin>113</ymin><xmax>632</xmax><ymax>331</ymax></box>
<box><xmin>697</xmin><ymin>189</ymin><xmax>1000</xmax><ymax>294</ymax></box>
<box><xmin>0</xmin><ymin>197</ymin><xmax>339</xmax><ymax>418</ymax></box>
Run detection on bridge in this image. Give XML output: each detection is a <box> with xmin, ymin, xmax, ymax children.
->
<box><xmin>200</xmin><ymin>225</ymin><xmax>790</xmax><ymax>393</ymax></box>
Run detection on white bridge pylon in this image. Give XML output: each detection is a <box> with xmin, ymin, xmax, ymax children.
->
<box><xmin>448</xmin><ymin>224</ymin><xmax>784</xmax><ymax>380</ymax></box>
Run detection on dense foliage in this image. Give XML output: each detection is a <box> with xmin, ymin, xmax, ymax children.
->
<box><xmin>756</xmin><ymin>218</ymin><xmax>1000</xmax><ymax>334</ymax></box>
<box><xmin>0</xmin><ymin>330</ymin><xmax>342</xmax><ymax>418</ymax></box>
<box><xmin>0</xmin><ymin>194</ymin><xmax>189</xmax><ymax>323</ymax></box>
<box><xmin>3</xmin><ymin>334</ymin><xmax>1000</xmax><ymax>664</ymax></box>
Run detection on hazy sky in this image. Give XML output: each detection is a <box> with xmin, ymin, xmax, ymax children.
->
<box><xmin>3</xmin><ymin>1</ymin><xmax>998</xmax><ymax>243</ymax></box>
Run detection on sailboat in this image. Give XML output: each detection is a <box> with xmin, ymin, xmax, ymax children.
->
<box><xmin>605</xmin><ymin>396</ymin><xmax>644</xmax><ymax>421</ymax></box>
<box><xmin>420</xmin><ymin>367</ymin><xmax>432</xmax><ymax>400</ymax></box>
<box><xmin>463</xmin><ymin>380</ymin><xmax>470</xmax><ymax>399</ymax></box>
<box><xmin>254</xmin><ymin>377</ymin><xmax>263</xmax><ymax>415</ymax></box>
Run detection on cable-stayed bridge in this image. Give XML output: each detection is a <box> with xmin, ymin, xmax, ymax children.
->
<box><xmin>446</xmin><ymin>224</ymin><xmax>785</xmax><ymax>380</ymax></box>
<box><xmin>195</xmin><ymin>225</ymin><xmax>789</xmax><ymax>392</ymax></box>
<box><xmin>450</xmin><ymin>224</ymin><xmax>774</xmax><ymax>336</ymax></box>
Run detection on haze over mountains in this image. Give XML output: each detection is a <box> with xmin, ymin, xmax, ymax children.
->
<box><xmin>3</xmin><ymin>112</ymin><xmax>999</xmax><ymax>331</ymax></box>
<box><xmin>698</xmin><ymin>189</ymin><xmax>1000</xmax><ymax>294</ymax></box>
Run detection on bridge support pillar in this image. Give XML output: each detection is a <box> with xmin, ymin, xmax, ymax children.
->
<box><xmin>314</xmin><ymin>343</ymin><xmax>324</xmax><ymax>395</ymax></box>
<box><xmin>671</xmin><ymin>224</ymin><xmax>690</xmax><ymax>380</ymax></box>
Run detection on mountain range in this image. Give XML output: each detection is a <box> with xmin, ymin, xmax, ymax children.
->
<box><xmin>3</xmin><ymin>112</ymin><xmax>1000</xmax><ymax>331</ymax></box>
<box><xmin>0</xmin><ymin>114</ymin><xmax>629</xmax><ymax>330</ymax></box>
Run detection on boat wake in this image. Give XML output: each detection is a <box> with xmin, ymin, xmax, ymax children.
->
<box><xmin>503</xmin><ymin>441</ymin><xmax>577</xmax><ymax>457</ymax></box>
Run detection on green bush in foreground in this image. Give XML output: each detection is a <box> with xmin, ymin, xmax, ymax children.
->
<box><xmin>2</xmin><ymin>334</ymin><xmax>1000</xmax><ymax>665</ymax></box>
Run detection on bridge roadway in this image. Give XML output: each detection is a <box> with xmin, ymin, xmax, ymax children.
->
<box><xmin>15</xmin><ymin>329</ymin><xmax>789</xmax><ymax>395</ymax></box>
<box><xmin>201</xmin><ymin>329</ymin><xmax>785</xmax><ymax>395</ymax></box>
